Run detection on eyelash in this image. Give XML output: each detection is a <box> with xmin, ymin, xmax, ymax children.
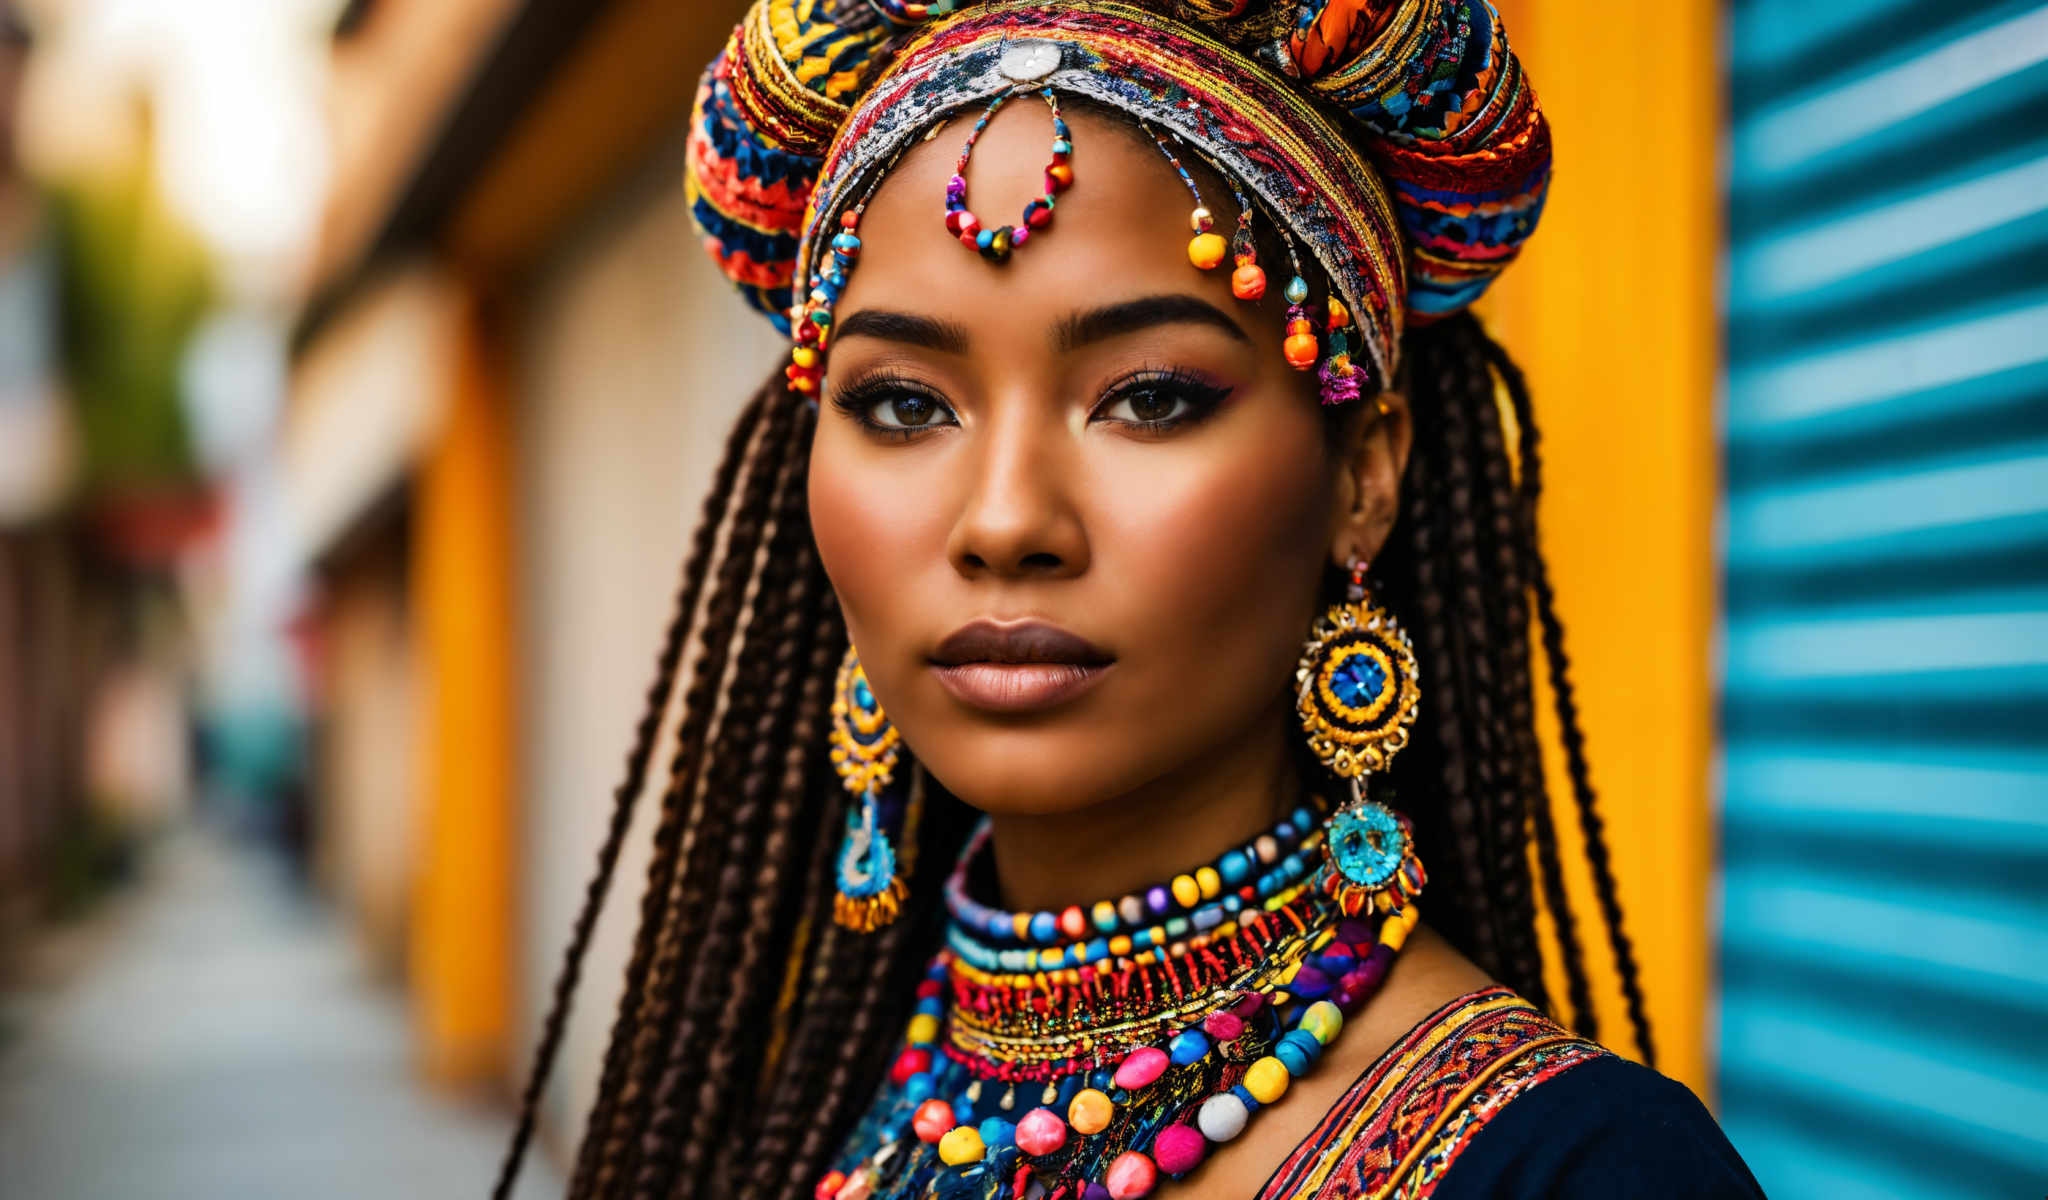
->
<box><xmin>827</xmin><ymin>366</ymin><xmax>1233</xmax><ymax>441</ymax></box>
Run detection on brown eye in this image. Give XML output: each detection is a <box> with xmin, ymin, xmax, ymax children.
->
<box><xmin>1123</xmin><ymin>387</ymin><xmax>1179</xmax><ymax>422</ymax></box>
<box><xmin>857</xmin><ymin>389</ymin><xmax>957</xmax><ymax>430</ymax></box>
<box><xmin>1096</xmin><ymin>371</ymin><xmax>1231</xmax><ymax>428</ymax></box>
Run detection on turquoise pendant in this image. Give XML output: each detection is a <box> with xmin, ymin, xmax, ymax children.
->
<box><xmin>837</xmin><ymin>788</ymin><xmax>898</xmax><ymax>900</ymax></box>
<box><xmin>1328</xmin><ymin>800</ymin><xmax>1406</xmax><ymax>888</ymax></box>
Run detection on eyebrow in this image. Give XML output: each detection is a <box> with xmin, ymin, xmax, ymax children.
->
<box><xmin>831</xmin><ymin>309</ymin><xmax>972</xmax><ymax>354</ymax></box>
<box><xmin>1056</xmin><ymin>293</ymin><xmax>1251</xmax><ymax>351</ymax></box>
<box><xmin>829</xmin><ymin>293</ymin><xmax>1252</xmax><ymax>356</ymax></box>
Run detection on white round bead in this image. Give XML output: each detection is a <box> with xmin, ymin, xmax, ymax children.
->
<box><xmin>1197</xmin><ymin>1092</ymin><xmax>1249</xmax><ymax>1142</ymax></box>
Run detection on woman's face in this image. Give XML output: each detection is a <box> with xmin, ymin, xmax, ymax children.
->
<box><xmin>809</xmin><ymin>102</ymin><xmax>1404</xmax><ymax>814</ymax></box>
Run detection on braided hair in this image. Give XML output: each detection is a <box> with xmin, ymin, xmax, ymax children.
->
<box><xmin>492</xmin><ymin>309</ymin><xmax>1655</xmax><ymax>1199</ymax></box>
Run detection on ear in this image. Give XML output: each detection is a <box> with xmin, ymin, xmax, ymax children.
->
<box><xmin>1325</xmin><ymin>390</ymin><xmax>1413</xmax><ymax>569</ymax></box>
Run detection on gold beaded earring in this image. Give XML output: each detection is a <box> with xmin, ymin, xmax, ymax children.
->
<box><xmin>1296</xmin><ymin>556</ymin><xmax>1428</xmax><ymax>916</ymax></box>
<box><xmin>830</xmin><ymin>644</ymin><xmax>912</xmax><ymax>931</ymax></box>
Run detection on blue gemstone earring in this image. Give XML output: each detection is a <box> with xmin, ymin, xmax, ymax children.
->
<box><xmin>831</xmin><ymin>644</ymin><xmax>913</xmax><ymax>931</ymax></box>
<box><xmin>1296</xmin><ymin>556</ymin><xmax>1428</xmax><ymax>917</ymax></box>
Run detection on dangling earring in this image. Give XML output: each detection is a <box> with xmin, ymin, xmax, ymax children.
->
<box><xmin>831</xmin><ymin>644</ymin><xmax>911</xmax><ymax>931</ymax></box>
<box><xmin>1296</xmin><ymin>556</ymin><xmax>1428</xmax><ymax>917</ymax></box>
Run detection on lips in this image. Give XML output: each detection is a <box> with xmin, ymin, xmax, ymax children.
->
<box><xmin>929</xmin><ymin>619</ymin><xmax>1113</xmax><ymax>713</ymax></box>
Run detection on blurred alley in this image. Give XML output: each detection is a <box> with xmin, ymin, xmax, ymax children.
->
<box><xmin>0</xmin><ymin>824</ymin><xmax>562</xmax><ymax>1198</ymax></box>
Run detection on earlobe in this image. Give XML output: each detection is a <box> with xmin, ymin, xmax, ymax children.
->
<box><xmin>1327</xmin><ymin>389</ymin><xmax>1409</xmax><ymax>567</ymax></box>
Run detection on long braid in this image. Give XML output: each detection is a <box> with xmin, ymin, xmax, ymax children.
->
<box><xmin>491</xmin><ymin>387</ymin><xmax>767</xmax><ymax>1200</ymax></box>
<box><xmin>1461</xmin><ymin>326</ymin><xmax>1597</xmax><ymax>1035</ymax></box>
<box><xmin>638</xmin><ymin>401</ymin><xmax>824</xmax><ymax>1195</ymax></box>
<box><xmin>576</xmin><ymin>390</ymin><xmax>798</xmax><ymax>1191</ymax></box>
<box><xmin>1489</xmin><ymin>337</ymin><xmax>1660</xmax><ymax>1067</ymax></box>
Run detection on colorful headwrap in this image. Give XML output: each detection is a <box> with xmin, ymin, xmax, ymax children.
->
<box><xmin>686</xmin><ymin>0</ymin><xmax>1549</xmax><ymax>395</ymax></box>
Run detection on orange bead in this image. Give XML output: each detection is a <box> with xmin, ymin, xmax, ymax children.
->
<box><xmin>1068</xmin><ymin>1087</ymin><xmax>1115</xmax><ymax>1135</ymax></box>
<box><xmin>1231</xmin><ymin>263</ymin><xmax>1266</xmax><ymax>300</ymax></box>
<box><xmin>1284</xmin><ymin>332</ymin><xmax>1319</xmax><ymax>368</ymax></box>
<box><xmin>912</xmin><ymin>1098</ymin><xmax>956</xmax><ymax>1143</ymax></box>
<box><xmin>1187</xmin><ymin>232</ymin><xmax>1227</xmax><ymax>270</ymax></box>
<box><xmin>1046</xmin><ymin>163</ymin><xmax>1074</xmax><ymax>190</ymax></box>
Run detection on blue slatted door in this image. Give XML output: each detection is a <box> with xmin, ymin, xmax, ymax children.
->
<box><xmin>1720</xmin><ymin>1</ymin><xmax>2048</xmax><ymax>1197</ymax></box>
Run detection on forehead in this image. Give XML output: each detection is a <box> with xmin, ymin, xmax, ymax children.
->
<box><xmin>834</xmin><ymin>103</ymin><xmax>1237</xmax><ymax>339</ymax></box>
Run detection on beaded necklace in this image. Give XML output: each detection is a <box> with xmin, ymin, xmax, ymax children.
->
<box><xmin>815</xmin><ymin>802</ymin><xmax>1423</xmax><ymax>1200</ymax></box>
<box><xmin>943</xmin><ymin>803</ymin><xmax>1323</xmax><ymax>952</ymax></box>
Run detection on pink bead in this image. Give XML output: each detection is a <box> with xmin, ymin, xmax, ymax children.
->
<box><xmin>1105</xmin><ymin>1151</ymin><xmax>1159</xmax><ymax>1198</ymax></box>
<box><xmin>1333</xmin><ymin>980</ymin><xmax>1366</xmax><ymax>1010</ymax></box>
<box><xmin>1202</xmin><ymin>1011</ymin><xmax>1245</xmax><ymax>1041</ymax></box>
<box><xmin>1231</xmin><ymin>992</ymin><xmax>1266</xmax><ymax>1018</ymax></box>
<box><xmin>1152</xmin><ymin>1124</ymin><xmax>1207</xmax><ymax>1174</ymax></box>
<box><xmin>1113</xmin><ymin>1046</ymin><xmax>1169</xmax><ymax>1090</ymax></box>
<box><xmin>1015</xmin><ymin>1106</ymin><xmax>1069</xmax><ymax>1156</ymax></box>
<box><xmin>912</xmin><ymin>1098</ymin><xmax>955</xmax><ymax>1143</ymax></box>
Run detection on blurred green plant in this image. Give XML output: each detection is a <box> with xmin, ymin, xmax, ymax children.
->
<box><xmin>49</xmin><ymin>140</ymin><xmax>214</xmax><ymax>496</ymax></box>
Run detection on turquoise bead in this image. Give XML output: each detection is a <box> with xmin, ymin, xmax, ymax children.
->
<box><xmin>1275</xmin><ymin>1040</ymin><xmax>1312</xmax><ymax>1076</ymax></box>
<box><xmin>1285</xmin><ymin>276</ymin><xmax>1309</xmax><ymax>303</ymax></box>
<box><xmin>1029</xmin><ymin>911</ymin><xmax>1058</xmax><ymax>942</ymax></box>
<box><xmin>1169</xmin><ymin>1030</ymin><xmax>1211</xmax><ymax>1065</ymax></box>
<box><xmin>906</xmin><ymin>1073</ymin><xmax>937</xmax><ymax>1103</ymax></box>
<box><xmin>978</xmin><ymin>1117</ymin><xmax>1016</xmax><ymax>1150</ymax></box>
<box><xmin>1220</xmin><ymin>850</ymin><xmax>1249</xmax><ymax>885</ymax></box>
<box><xmin>1282</xmin><ymin>1029</ymin><xmax>1324</xmax><ymax>1064</ymax></box>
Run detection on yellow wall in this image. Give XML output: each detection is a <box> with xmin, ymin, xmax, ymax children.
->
<box><xmin>409</xmin><ymin>292</ymin><xmax>517</xmax><ymax>1085</ymax></box>
<box><xmin>1483</xmin><ymin>0</ymin><xmax>1721</xmax><ymax>1098</ymax></box>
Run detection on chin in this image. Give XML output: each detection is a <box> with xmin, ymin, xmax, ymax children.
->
<box><xmin>909</xmin><ymin>724</ymin><xmax>1160</xmax><ymax>815</ymax></box>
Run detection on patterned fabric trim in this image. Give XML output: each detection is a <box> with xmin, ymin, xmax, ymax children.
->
<box><xmin>1254</xmin><ymin>986</ymin><xmax>1606</xmax><ymax>1200</ymax></box>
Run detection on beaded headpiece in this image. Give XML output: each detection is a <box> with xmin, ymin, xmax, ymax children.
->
<box><xmin>687</xmin><ymin>0</ymin><xmax>1550</xmax><ymax>395</ymax></box>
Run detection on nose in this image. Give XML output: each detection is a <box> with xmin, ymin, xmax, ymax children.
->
<box><xmin>946</xmin><ymin>408</ymin><xmax>1089</xmax><ymax>580</ymax></box>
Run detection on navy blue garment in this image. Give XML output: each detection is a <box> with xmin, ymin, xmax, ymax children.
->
<box><xmin>1434</xmin><ymin>1054</ymin><xmax>1766</xmax><ymax>1199</ymax></box>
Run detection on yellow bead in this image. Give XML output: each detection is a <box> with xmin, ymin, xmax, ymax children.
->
<box><xmin>1109</xmin><ymin>935</ymin><xmax>1132</xmax><ymax>957</ymax></box>
<box><xmin>1244</xmin><ymin>1056</ymin><xmax>1291</xmax><ymax>1103</ymax></box>
<box><xmin>1195</xmin><ymin>866</ymin><xmax>1221</xmax><ymax>899</ymax></box>
<box><xmin>1069</xmin><ymin>1087</ymin><xmax>1116</xmax><ymax>1134</ymax></box>
<box><xmin>1013</xmin><ymin>912</ymin><xmax>1034</xmax><ymax>940</ymax></box>
<box><xmin>1302</xmin><ymin>1000</ymin><xmax>1344</xmax><ymax>1046</ymax></box>
<box><xmin>906</xmin><ymin>1014</ymin><xmax>940</xmax><ymax>1045</ymax></box>
<box><xmin>938</xmin><ymin>1125</ymin><xmax>986</xmax><ymax>1165</ymax></box>
<box><xmin>1187</xmin><ymin>232</ymin><xmax>1228</xmax><ymax>270</ymax></box>
<box><xmin>792</xmin><ymin>346</ymin><xmax>818</xmax><ymax>368</ymax></box>
<box><xmin>1171</xmin><ymin>875</ymin><xmax>1200</xmax><ymax>908</ymax></box>
<box><xmin>1381</xmin><ymin>918</ymin><xmax>1411</xmax><ymax>952</ymax></box>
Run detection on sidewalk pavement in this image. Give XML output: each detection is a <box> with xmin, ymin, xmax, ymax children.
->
<box><xmin>0</xmin><ymin>826</ymin><xmax>565</xmax><ymax>1199</ymax></box>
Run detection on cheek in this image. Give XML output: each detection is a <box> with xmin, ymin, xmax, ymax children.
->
<box><xmin>807</xmin><ymin>424</ymin><xmax>947</xmax><ymax>660</ymax></box>
<box><xmin>1096</xmin><ymin>414</ymin><xmax>1335</xmax><ymax>703</ymax></box>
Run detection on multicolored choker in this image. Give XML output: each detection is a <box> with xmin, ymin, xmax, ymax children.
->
<box><xmin>815</xmin><ymin>801</ymin><xmax>1427</xmax><ymax>1200</ymax></box>
<box><xmin>942</xmin><ymin>803</ymin><xmax>1324</xmax><ymax>952</ymax></box>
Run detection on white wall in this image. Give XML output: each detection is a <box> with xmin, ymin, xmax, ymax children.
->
<box><xmin>513</xmin><ymin>134</ymin><xmax>783</xmax><ymax>1162</ymax></box>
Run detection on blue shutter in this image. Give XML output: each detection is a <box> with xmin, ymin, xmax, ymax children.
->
<box><xmin>1719</xmin><ymin>2</ymin><xmax>2048</xmax><ymax>1197</ymax></box>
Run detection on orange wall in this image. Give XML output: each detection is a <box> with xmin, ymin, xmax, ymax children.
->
<box><xmin>1483</xmin><ymin>0</ymin><xmax>1721</xmax><ymax>1097</ymax></box>
<box><xmin>409</xmin><ymin>293</ymin><xmax>517</xmax><ymax>1085</ymax></box>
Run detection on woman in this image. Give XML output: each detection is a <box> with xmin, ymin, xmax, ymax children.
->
<box><xmin>496</xmin><ymin>2</ymin><xmax>1762</xmax><ymax>1197</ymax></box>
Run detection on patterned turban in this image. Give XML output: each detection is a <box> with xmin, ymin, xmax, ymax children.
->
<box><xmin>686</xmin><ymin>0</ymin><xmax>1550</xmax><ymax>390</ymax></box>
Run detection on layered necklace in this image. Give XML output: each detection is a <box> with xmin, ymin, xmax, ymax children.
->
<box><xmin>814</xmin><ymin>794</ymin><xmax>1427</xmax><ymax>1200</ymax></box>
